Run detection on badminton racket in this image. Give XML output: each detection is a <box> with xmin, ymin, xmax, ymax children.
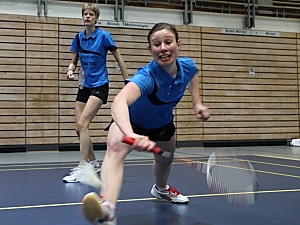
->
<box><xmin>122</xmin><ymin>136</ymin><xmax>205</xmax><ymax>171</ymax></box>
<box><xmin>69</xmin><ymin>67</ymin><xmax>84</xmax><ymax>89</ymax></box>
<box><xmin>206</xmin><ymin>150</ymin><xmax>259</xmax><ymax>206</ymax></box>
<box><xmin>76</xmin><ymin>161</ymin><xmax>104</xmax><ymax>189</ymax></box>
<box><xmin>77</xmin><ymin>67</ymin><xmax>85</xmax><ymax>89</ymax></box>
<box><xmin>122</xmin><ymin>136</ymin><xmax>258</xmax><ymax>206</ymax></box>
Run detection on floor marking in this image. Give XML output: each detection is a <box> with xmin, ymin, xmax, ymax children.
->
<box><xmin>0</xmin><ymin>158</ymin><xmax>299</xmax><ymax>180</ymax></box>
<box><xmin>248</xmin><ymin>159</ymin><xmax>300</xmax><ymax>169</ymax></box>
<box><xmin>254</xmin><ymin>154</ymin><xmax>300</xmax><ymax>161</ymax></box>
<box><xmin>1</xmin><ymin>188</ymin><xmax>300</xmax><ymax>211</ymax></box>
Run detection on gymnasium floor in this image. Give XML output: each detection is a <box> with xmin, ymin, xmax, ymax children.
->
<box><xmin>0</xmin><ymin>145</ymin><xmax>299</xmax><ymax>225</ymax></box>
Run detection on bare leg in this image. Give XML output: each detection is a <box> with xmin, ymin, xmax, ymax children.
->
<box><xmin>100</xmin><ymin>122</ymin><xmax>132</xmax><ymax>205</ymax></box>
<box><xmin>76</xmin><ymin>96</ymin><xmax>103</xmax><ymax>165</ymax></box>
<box><xmin>153</xmin><ymin>135</ymin><xmax>176</xmax><ymax>188</ymax></box>
<box><xmin>75</xmin><ymin>103</ymin><xmax>96</xmax><ymax>162</ymax></box>
<box><xmin>88</xmin><ymin>143</ymin><xmax>96</xmax><ymax>161</ymax></box>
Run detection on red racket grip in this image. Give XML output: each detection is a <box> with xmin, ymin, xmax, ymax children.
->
<box><xmin>122</xmin><ymin>136</ymin><xmax>162</xmax><ymax>154</ymax></box>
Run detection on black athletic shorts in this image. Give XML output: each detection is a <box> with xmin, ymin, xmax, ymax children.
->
<box><xmin>105</xmin><ymin>119</ymin><xmax>176</xmax><ymax>142</ymax></box>
<box><xmin>76</xmin><ymin>82</ymin><xmax>109</xmax><ymax>104</ymax></box>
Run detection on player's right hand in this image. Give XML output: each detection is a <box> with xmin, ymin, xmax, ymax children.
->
<box><xmin>67</xmin><ymin>70</ymin><xmax>75</xmax><ymax>80</ymax></box>
<box><xmin>124</xmin><ymin>134</ymin><xmax>156</xmax><ymax>152</ymax></box>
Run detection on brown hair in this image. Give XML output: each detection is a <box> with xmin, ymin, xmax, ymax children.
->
<box><xmin>81</xmin><ymin>3</ymin><xmax>100</xmax><ymax>19</ymax></box>
<box><xmin>147</xmin><ymin>22</ymin><xmax>179</xmax><ymax>45</ymax></box>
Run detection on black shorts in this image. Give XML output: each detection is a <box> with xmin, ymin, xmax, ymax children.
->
<box><xmin>105</xmin><ymin>119</ymin><xmax>176</xmax><ymax>142</ymax></box>
<box><xmin>132</xmin><ymin>120</ymin><xmax>176</xmax><ymax>141</ymax></box>
<box><xmin>76</xmin><ymin>83</ymin><xmax>109</xmax><ymax>104</ymax></box>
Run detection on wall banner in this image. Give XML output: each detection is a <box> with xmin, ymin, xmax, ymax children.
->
<box><xmin>96</xmin><ymin>21</ymin><xmax>154</xmax><ymax>29</ymax></box>
<box><xmin>221</xmin><ymin>28</ymin><xmax>281</xmax><ymax>37</ymax></box>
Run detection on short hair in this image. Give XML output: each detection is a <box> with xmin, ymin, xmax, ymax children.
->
<box><xmin>81</xmin><ymin>3</ymin><xmax>100</xmax><ymax>18</ymax></box>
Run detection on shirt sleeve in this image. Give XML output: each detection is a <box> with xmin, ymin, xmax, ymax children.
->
<box><xmin>125</xmin><ymin>68</ymin><xmax>154</xmax><ymax>95</ymax></box>
<box><xmin>70</xmin><ymin>34</ymin><xmax>79</xmax><ymax>53</ymax></box>
<box><xmin>103</xmin><ymin>32</ymin><xmax>117</xmax><ymax>50</ymax></box>
<box><xmin>180</xmin><ymin>58</ymin><xmax>199</xmax><ymax>80</ymax></box>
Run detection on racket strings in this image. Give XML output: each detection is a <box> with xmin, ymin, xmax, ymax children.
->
<box><xmin>207</xmin><ymin>152</ymin><xmax>258</xmax><ymax>206</ymax></box>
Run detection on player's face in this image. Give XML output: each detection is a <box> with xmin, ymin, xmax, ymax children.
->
<box><xmin>82</xmin><ymin>9</ymin><xmax>98</xmax><ymax>26</ymax></box>
<box><xmin>149</xmin><ymin>28</ymin><xmax>181</xmax><ymax>68</ymax></box>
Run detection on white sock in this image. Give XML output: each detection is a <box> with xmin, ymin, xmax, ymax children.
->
<box><xmin>156</xmin><ymin>185</ymin><xmax>169</xmax><ymax>192</ymax></box>
<box><xmin>102</xmin><ymin>201</ymin><xmax>116</xmax><ymax>212</ymax></box>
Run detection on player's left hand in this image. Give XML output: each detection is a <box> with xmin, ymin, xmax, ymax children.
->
<box><xmin>193</xmin><ymin>104</ymin><xmax>210</xmax><ymax>121</ymax></box>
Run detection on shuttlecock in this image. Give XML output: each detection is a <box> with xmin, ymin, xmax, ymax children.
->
<box><xmin>76</xmin><ymin>161</ymin><xmax>104</xmax><ymax>189</ymax></box>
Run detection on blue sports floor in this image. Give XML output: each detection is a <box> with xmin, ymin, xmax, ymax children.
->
<box><xmin>0</xmin><ymin>145</ymin><xmax>299</xmax><ymax>225</ymax></box>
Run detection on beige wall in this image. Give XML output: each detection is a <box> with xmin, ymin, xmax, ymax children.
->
<box><xmin>0</xmin><ymin>14</ymin><xmax>298</xmax><ymax>149</ymax></box>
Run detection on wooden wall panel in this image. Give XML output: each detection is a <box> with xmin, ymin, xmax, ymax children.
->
<box><xmin>25</xmin><ymin>16</ymin><xmax>59</xmax><ymax>146</ymax></box>
<box><xmin>297</xmin><ymin>33</ymin><xmax>300</xmax><ymax>136</ymax></box>
<box><xmin>175</xmin><ymin>25</ymin><xmax>202</xmax><ymax>142</ymax></box>
<box><xmin>201</xmin><ymin>27</ymin><xmax>299</xmax><ymax>141</ymax></box>
<box><xmin>0</xmin><ymin>14</ymin><xmax>26</xmax><ymax>146</ymax></box>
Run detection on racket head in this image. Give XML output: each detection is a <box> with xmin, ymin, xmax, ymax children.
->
<box><xmin>206</xmin><ymin>150</ymin><xmax>259</xmax><ymax>206</ymax></box>
<box><xmin>78</xmin><ymin>67</ymin><xmax>85</xmax><ymax>88</ymax></box>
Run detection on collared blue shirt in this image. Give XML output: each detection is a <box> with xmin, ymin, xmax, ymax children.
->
<box><xmin>70</xmin><ymin>28</ymin><xmax>116</xmax><ymax>88</ymax></box>
<box><xmin>127</xmin><ymin>58</ymin><xmax>198</xmax><ymax>129</ymax></box>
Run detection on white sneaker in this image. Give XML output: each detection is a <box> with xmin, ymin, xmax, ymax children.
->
<box><xmin>82</xmin><ymin>192</ymin><xmax>117</xmax><ymax>225</ymax></box>
<box><xmin>63</xmin><ymin>167</ymin><xmax>81</xmax><ymax>183</ymax></box>
<box><xmin>63</xmin><ymin>162</ymin><xmax>100</xmax><ymax>183</ymax></box>
<box><xmin>90</xmin><ymin>162</ymin><xmax>101</xmax><ymax>173</ymax></box>
<box><xmin>151</xmin><ymin>184</ymin><xmax>189</xmax><ymax>204</ymax></box>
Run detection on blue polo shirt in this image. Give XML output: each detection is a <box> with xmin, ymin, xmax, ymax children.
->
<box><xmin>70</xmin><ymin>28</ymin><xmax>116</xmax><ymax>88</ymax></box>
<box><xmin>127</xmin><ymin>58</ymin><xmax>198</xmax><ymax>129</ymax></box>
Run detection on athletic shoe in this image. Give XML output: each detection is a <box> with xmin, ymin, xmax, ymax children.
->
<box><xmin>82</xmin><ymin>192</ymin><xmax>117</xmax><ymax>225</ymax></box>
<box><xmin>151</xmin><ymin>184</ymin><xmax>189</xmax><ymax>204</ymax></box>
<box><xmin>62</xmin><ymin>166</ymin><xmax>81</xmax><ymax>183</ymax></box>
<box><xmin>63</xmin><ymin>162</ymin><xmax>100</xmax><ymax>183</ymax></box>
<box><xmin>90</xmin><ymin>162</ymin><xmax>101</xmax><ymax>173</ymax></box>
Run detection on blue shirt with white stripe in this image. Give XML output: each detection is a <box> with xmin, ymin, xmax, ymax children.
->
<box><xmin>127</xmin><ymin>58</ymin><xmax>198</xmax><ymax>129</ymax></box>
<box><xmin>70</xmin><ymin>28</ymin><xmax>116</xmax><ymax>88</ymax></box>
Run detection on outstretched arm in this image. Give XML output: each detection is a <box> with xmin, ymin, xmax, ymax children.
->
<box><xmin>111</xmin><ymin>82</ymin><xmax>141</xmax><ymax>136</ymax></box>
<box><xmin>111</xmin><ymin>82</ymin><xmax>157</xmax><ymax>151</ymax></box>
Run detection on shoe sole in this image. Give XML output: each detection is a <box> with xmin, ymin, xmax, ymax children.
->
<box><xmin>82</xmin><ymin>192</ymin><xmax>105</xmax><ymax>223</ymax></box>
<box><xmin>62</xmin><ymin>179</ymin><xmax>79</xmax><ymax>183</ymax></box>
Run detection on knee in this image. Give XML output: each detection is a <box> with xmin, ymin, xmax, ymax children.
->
<box><xmin>76</xmin><ymin>119</ymin><xmax>88</xmax><ymax>133</ymax></box>
<box><xmin>106</xmin><ymin>142</ymin><xmax>128</xmax><ymax>159</ymax></box>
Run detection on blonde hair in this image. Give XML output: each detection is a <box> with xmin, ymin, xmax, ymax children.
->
<box><xmin>81</xmin><ymin>3</ymin><xmax>100</xmax><ymax>18</ymax></box>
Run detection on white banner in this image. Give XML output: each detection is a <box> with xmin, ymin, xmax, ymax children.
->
<box><xmin>96</xmin><ymin>21</ymin><xmax>154</xmax><ymax>29</ymax></box>
<box><xmin>221</xmin><ymin>28</ymin><xmax>281</xmax><ymax>37</ymax></box>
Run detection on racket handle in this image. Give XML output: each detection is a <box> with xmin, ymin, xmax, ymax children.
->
<box><xmin>121</xmin><ymin>136</ymin><xmax>162</xmax><ymax>155</ymax></box>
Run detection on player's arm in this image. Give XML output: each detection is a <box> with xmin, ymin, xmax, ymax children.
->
<box><xmin>111</xmin><ymin>48</ymin><xmax>128</xmax><ymax>80</ymax></box>
<box><xmin>188</xmin><ymin>72</ymin><xmax>210</xmax><ymax>121</ymax></box>
<box><xmin>67</xmin><ymin>52</ymin><xmax>79</xmax><ymax>79</ymax></box>
<box><xmin>187</xmin><ymin>72</ymin><xmax>201</xmax><ymax>106</ymax></box>
<box><xmin>111</xmin><ymin>82</ymin><xmax>141</xmax><ymax>136</ymax></box>
<box><xmin>68</xmin><ymin>52</ymin><xmax>79</xmax><ymax>71</ymax></box>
